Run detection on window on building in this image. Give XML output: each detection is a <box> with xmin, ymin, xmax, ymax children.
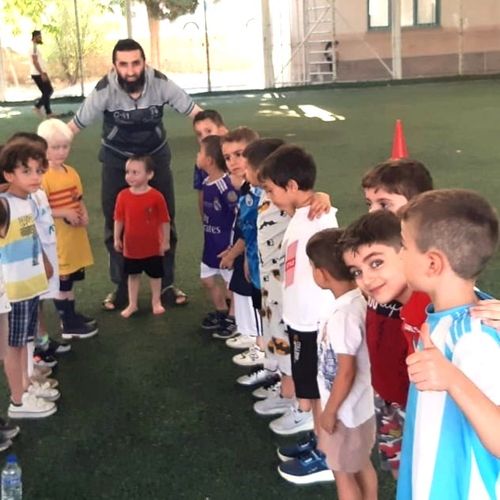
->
<box><xmin>368</xmin><ymin>0</ymin><xmax>439</xmax><ymax>29</ymax></box>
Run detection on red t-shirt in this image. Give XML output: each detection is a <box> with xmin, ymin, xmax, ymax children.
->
<box><xmin>114</xmin><ymin>187</ymin><xmax>170</xmax><ymax>259</ymax></box>
<box><xmin>365</xmin><ymin>299</ymin><xmax>409</xmax><ymax>407</ymax></box>
<box><xmin>400</xmin><ymin>291</ymin><xmax>431</xmax><ymax>354</ymax></box>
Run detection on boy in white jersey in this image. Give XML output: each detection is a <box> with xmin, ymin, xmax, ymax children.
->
<box><xmin>398</xmin><ymin>189</ymin><xmax>500</xmax><ymax>500</ymax></box>
<box><xmin>259</xmin><ymin>145</ymin><xmax>338</xmax><ymax>466</ymax></box>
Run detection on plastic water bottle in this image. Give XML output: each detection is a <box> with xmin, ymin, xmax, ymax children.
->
<box><xmin>1</xmin><ymin>455</ymin><xmax>22</xmax><ymax>500</ymax></box>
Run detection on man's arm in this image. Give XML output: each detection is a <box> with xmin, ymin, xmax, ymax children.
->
<box><xmin>188</xmin><ymin>104</ymin><xmax>203</xmax><ymax>119</ymax></box>
<box><xmin>32</xmin><ymin>48</ymin><xmax>48</xmax><ymax>81</ymax></box>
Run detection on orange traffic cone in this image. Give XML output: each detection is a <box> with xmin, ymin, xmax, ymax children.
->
<box><xmin>391</xmin><ymin>119</ymin><xmax>409</xmax><ymax>160</ymax></box>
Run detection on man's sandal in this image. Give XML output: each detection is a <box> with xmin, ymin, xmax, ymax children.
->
<box><xmin>161</xmin><ymin>286</ymin><xmax>189</xmax><ymax>307</ymax></box>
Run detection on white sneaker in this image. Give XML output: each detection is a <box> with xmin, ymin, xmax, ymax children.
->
<box><xmin>269</xmin><ymin>406</ymin><xmax>314</xmax><ymax>435</ymax></box>
<box><xmin>254</xmin><ymin>393</ymin><xmax>295</xmax><ymax>416</ymax></box>
<box><xmin>225</xmin><ymin>334</ymin><xmax>256</xmax><ymax>350</ymax></box>
<box><xmin>8</xmin><ymin>393</ymin><xmax>57</xmax><ymax>419</ymax></box>
<box><xmin>232</xmin><ymin>345</ymin><xmax>265</xmax><ymax>367</ymax></box>
<box><xmin>236</xmin><ymin>368</ymin><xmax>278</xmax><ymax>387</ymax></box>
<box><xmin>252</xmin><ymin>380</ymin><xmax>281</xmax><ymax>399</ymax></box>
<box><xmin>33</xmin><ymin>366</ymin><xmax>52</xmax><ymax>378</ymax></box>
<box><xmin>29</xmin><ymin>374</ymin><xmax>59</xmax><ymax>388</ymax></box>
<box><xmin>28</xmin><ymin>382</ymin><xmax>60</xmax><ymax>402</ymax></box>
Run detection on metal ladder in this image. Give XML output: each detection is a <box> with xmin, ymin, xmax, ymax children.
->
<box><xmin>303</xmin><ymin>0</ymin><xmax>336</xmax><ymax>83</ymax></box>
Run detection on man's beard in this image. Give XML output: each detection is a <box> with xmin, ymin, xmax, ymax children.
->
<box><xmin>117</xmin><ymin>70</ymin><xmax>145</xmax><ymax>94</ymax></box>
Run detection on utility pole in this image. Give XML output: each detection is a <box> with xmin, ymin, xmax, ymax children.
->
<box><xmin>391</xmin><ymin>0</ymin><xmax>402</xmax><ymax>79</ymax></box>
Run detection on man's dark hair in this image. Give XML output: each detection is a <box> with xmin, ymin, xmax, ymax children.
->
<box><xmin>306</xmin><ymin>228</ymin><xmax>352</xmax><ymax>282</ymax></box>
<box><xmin>0</xmin><ymin>139</ymin><xmax>47</xmax><ymax>174</ymax></box>
<box><xmin>259</xmin><ymin>144</ymin><xmax>316</xmax><ymax>190</ymax></box>
<box><xmin>112</xmin><ymin>39</ymin><xmax>146</xmax><ymax>63</ymax></box>
<box><xmin>32</xmin><ymin>30</ymin><xmax>41</xmax><ymax>40</ymax></box>
<box><xmin>201</xmin><ymin>135</ymin><xmax>226</xmax><ymax>172</ymax></box>
<box><xmin>193</xmin><ymin>110</ymin><xmax>225</xmax><ymax>127</ymax></box>
<box><xmin>8</xmin><ymin>132</ymin><xmax>47</xmax><ymax>151</ymax></box>
<box><xmin>400</xmin><ymin>189</ymin><xmax>498</xmax><ymax>280</ymax></box>
<box><xmin>127</xmin><ymin>155</ymin><xmax>155</xmax><ymax>174</ymax></box>
<box><xmin>361</xmin><ymin>159</ymin><xmax>433</xmax><ymax>200</ymax></box>
<box><xmin>243</xmin><ymin>138</ymin><xmax>285</xmax><ymax>171</ymax></box>
<box><xmin>341</xmin><ymin>211</ymin><xmax>402</xmax><ymax>255</ymax></box>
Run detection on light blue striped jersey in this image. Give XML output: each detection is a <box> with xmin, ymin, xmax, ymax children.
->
<box><xmin>398</xmin><ymin>299</ymin><xmax>500</xmax><ymax>500</ymax></box>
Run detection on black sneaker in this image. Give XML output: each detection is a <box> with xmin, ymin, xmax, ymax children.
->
<box><xmin>61</xmin><ymin>319</ymin><xmax>98</xmax><ymax>340</ymax></box>
<box><xmin>0</xmin><ymin>418</ymin><xmax>20</xmax><ymax>440</ymax></box>
<box><xmin>33</xmin><ymin>349</ymin><xmax>58</xmax><ymax>368</ymax></box>
<box><xmin>0</xmin><ymin>434</ymin><xmax>12</xmax><ymax>452</ymax></box>
<box><xmin>75</xmin><ymin>313</ymin><xmax>97</xmax><ymax>329</ymax></box>
<box><xmin>212</xmin><ymin>316</ymin><xmax>238</xmax><ymax>340</ymax></box>
<box><xmin>46</xmin><ymin>338</ymin><xmax>71</xmax><ymax>355</ymax></box>
<box><xmin>201</xmin><ymin>311</ymin><xmax>226</xmax><ymax>330</ymax></box>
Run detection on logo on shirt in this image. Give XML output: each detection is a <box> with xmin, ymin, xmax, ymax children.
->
<box><xmin>227</xmin><ymin>190</ymin><xmax>238</xmax><ymax>203</ymax></box>
<box><xmin>284</xmin><ymin>240</ymin><xmax>298</xmax><ymax>288</ymax></box>
<box><xmin>245</xmin><ymin>194</ymin><xmax>253</xmax><ymax>207</ymax></box>
<box><xmin>213</xmin><ymin>197</ymin><xmax>222</xmax><ymax>212</ymax></box>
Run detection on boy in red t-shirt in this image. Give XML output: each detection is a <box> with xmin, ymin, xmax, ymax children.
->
<box><xmin>342</xmin><ymin>158</ymin><xmax>433</xmax><ymax>476</ymax></box>
<box><xmin>114</xmin><ymin>156</ymin><xmax>170</xmax><ymax>318</ymax></box>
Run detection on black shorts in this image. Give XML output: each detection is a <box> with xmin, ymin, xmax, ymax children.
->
<box><xmin>59</xmin><ymin>268</ymin><xmax>86</xmax><ymax>292</ymax></box>
<box><xmin>124</xmin><ymin>256</ymin><xmax>163</xmax><ymax>279</ymax></box>
<box><xmin>287</xmin><ymin>326</ymin><xmax>320</xmax><ymax>399</ymax></box>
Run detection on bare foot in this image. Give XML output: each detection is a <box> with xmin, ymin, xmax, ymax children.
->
<box><xmin>121</xmin><ymin>305</ymin><xmax>138</xmax><ymax>318</ymax></box>
<box><xmin>152</xmin><ymin>303</ymin><xmax>165</xmax><ymax>315</ymax></box>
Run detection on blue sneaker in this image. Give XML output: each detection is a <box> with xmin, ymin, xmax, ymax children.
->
<box><xmin>277</xmin><ymin>431</ymin><xmax>317</xmax><ymax>461</ymax></box>
<box><xmin>278</xmin><ymin>449</ymin><xmax>335</xmax><ymax>485</ymax></box>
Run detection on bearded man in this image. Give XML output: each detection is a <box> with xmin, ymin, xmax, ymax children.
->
<box><xmin>68</xmin><ymin>39</ymin><xmax>202</xmax><ymax>310</ymax></box>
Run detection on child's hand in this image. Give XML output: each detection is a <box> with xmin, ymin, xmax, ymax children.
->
<box><xmin>79</xmin><ymin>211</ymin><xmax>89</xmax><ymax>227</ymax></box>
<box><xmin>470</xmin><ymin>299</ymin><xmax>500</xmax><ymax>331</ymax></box>
<box><xmin>218</xmin><ymin>248</ymin><xmax>235</xmax><ymax>270</ymax></box>
<box><xmin>308</xmin><ymin>192</ymin><xmax>332</xmax><ymax>220</ymax></box>
<box><xmin>161</xmin><ymin>241</ymin><xmax>170</xmax><ymax>254</ymax></box>
<box><xmin>406</xmin><ymin>323</ymin><xmax>456</xmax><ymax>392</ymax></box>
<box><xmin>320</xmin><ymin>409</ymin><xmax>337</xmax><ymax>434</ymax></box>
<box><xmin>64</xmin><ymin>208</ymin><xmax>82</xmax><ymax>226</ymax></box>
<box><xmin>114</xmin><ymin>239</ymin><xmax>123</xmax><ymax>252</ymax></box>
<box><xmin>243</xmin><ymin>257</ymin><xmax>250</xmax><ymax>283</ymax></box>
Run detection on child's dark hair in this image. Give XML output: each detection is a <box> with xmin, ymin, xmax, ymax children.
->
<box><xmin>221</xmin><ymin>127</ymin><xmax>259</xmax><ymax>145</ymax></box>
<box><xmin>243</xmin><ymin>138</ymin><xmax>285</xmax><ymax>170</ymax></box>
<box><xmin>259</xmin><ymin>144</ymin><xmax>316</xmax><ymax>190</ymax></box>
<box><xmin>306</xmin><ymin>228</ymin><xmax>352</xmax><ymax>281</ymax></box>
<box><xmin>193</xmin><ymin>110</ymin><xmax>225</xmax><ymax>127</ymax></box>
<box><xmin>0</xmin><ymin>139</ymin><xmax>47</xmax><ymax>174</ymax></box>
<box><xmin>361</xmin><ymin>159</ymin><xmax>433</xmax><ymax>200</ymax></box>
<box><xmin>341</xmin><ymin>211</ymin><xmax>402</xmax><ymax>255</ymax></box>
<box><xmin>127</xmin><ymin>155</ymin><xmax>155</xmax><ymax>173</ymax></box>
<box><xmin>8</xmin><ymin>132</ymin><xmax>48</xmax><ymax>151</ymax></box>
<box><xmin>400</xmin><ymin>189</ymin><xmax>498</xmax><ymax>280</ymax></box>
<box><xmin>201</xmin><ymin>135</ymin><xmax>226</xmax><ymax>172</ymax></box>
<box><xmin>0</xmin><ymin>198</ymin><xmax>8</xmax><ymax>229</ymax></box>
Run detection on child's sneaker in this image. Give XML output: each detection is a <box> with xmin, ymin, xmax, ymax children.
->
<box><xmin>74</xmin><ymin>312</ymin><xmax>97</xmax><ymax>329</ymax></box>
<box><xmin>277</xmin><ymin>431</ymin><xmax>317</xmax><ymax>462</ymax></box>
<box><xmin>201</xmin><ymin>311</ymin><xmax>225</xmax><ymax>330</ymax></box>
<box><xmin>0</xmin><ymin>418</ymin><xmax>20</xmax><ymax>440</ymax></box>
<box><xmin>236</xmin><ymin>368</ymin><xmax>279</xmax><ymax>387</ymax></box>
<box><xmin>27</xmin><ymin>382</ymin><xmax>61</xmax><ymax>402</ymax></box>
<box><xmin>254</xmin><ymin>393</ymin><xmax>295</xmax><ymax>416</ymax></box>
<box><xmin>61</xmin><ymin>319</ymin><xmax>98</xmax><ymax>340</ymax></box>
<box><xmin>46</xmin><ymin>338</ymin><xmax>71</xmax><ymax>355</ymax></box>
<box><xmin>0</xmin><ymin>435</ymin><xmax>12</xmax><ymax>452</ymax></box>
<box><xmin>32</xmin><ymin>366</ymin><xmax>52</xmax><ymax>378</ymax></box>
<box><xmin>232</xmin><ymin>345</ymin><xmax>265</xmax><ymax>367</ymax></box>
<box><xmin>212</xmin><ymin>316</ymin><xmax>238</xmax><ymax>340</ymax></box>
<box><xmin>225</xmin><ymin>334</ymin><xmax>256</xmax><ymax>350</ymax></box>
<box><xmin>269</xmin><ymin>406</ymin><xmax>314</xmax><ymax>435</ymax></box>
<box><xmin>8</xmin><ymin>393</ymin><xmax>57</xmax><ymax>419</ymax></box>
<box><xmin>33</xmin><ymin>349</ymin><xmax>58</xmax><ymax>368</ymax></box>
<box><xmin>277</xmin><ymin>449</ymin><xmax>335</xmax><ymax>484</ymax></box>
<box><xmin>252</xmin><ymin>379</ymin><xmax>281</xmax><ymax>399</ymax></box>
<box><xmin>29</xmin><ymin>374</ymin><xmax>59</xmax><ymax>388</ymax></box>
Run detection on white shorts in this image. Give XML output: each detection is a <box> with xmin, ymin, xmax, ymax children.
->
<box><xmin>233</xmin><ymin>292</ymin><xmax>263</xmax><ymax>337</ymax></box>
<box><xmin>200</xmin><ymin>262</ymin><xmax>233</xmax><ymax>283</ymax></box>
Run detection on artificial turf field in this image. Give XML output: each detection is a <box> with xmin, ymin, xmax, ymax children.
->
<box><xmin>0</xmin><ymin>78</ymin><xmax>500</xmax><ymax>499</ymax></box>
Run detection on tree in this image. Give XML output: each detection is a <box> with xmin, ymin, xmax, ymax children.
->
<box><xmin>140</xmin><ymin>0</ymin><xmax>198</xmax><ymax>68</ymax></box>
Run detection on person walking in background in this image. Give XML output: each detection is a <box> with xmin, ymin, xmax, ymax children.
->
<box><xmin>30</xmin><ymin>30</ymin><xmax>54</xmax><ymax>118</ymax></box>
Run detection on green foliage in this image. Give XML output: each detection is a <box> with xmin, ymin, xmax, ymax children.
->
<box><xmin>142</xmin><ymin>0</ymin><xmax>198</xmax><ymax>21</ymax></box>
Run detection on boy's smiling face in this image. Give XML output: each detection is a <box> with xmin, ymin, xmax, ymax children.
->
<box><xmin>364</xmin><ymin>187</ymin><xmax>409</xmax><ymax>213</ymax></box>
<box><xmin>343</xmin><ymin>242</ymin><xmax>411</xmax><ymax>305</ymax></box>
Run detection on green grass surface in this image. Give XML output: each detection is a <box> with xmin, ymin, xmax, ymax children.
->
<box><xmin>0</xmin><ymin>79</ymin><xmax>499</xmax><ymax>499</ymax></box>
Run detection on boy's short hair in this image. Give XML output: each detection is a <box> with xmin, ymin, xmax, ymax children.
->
<box><xmin>112</xmin><ymin>38</ymin><xmax>145</xmax><ymax>63</ymax></box>
<box><xmin>306</xmin><ymin>228</ymin><xmax>352</xmax><ymax>281</ymax></box>
<box><xmin>259</xmin><ymin>144</ymin><xmax>316</xmax><ymax>191</ymax></box>
<box><xmin>8</xmin><ymin>132</ymin><xmax>47</xmax><ymax>150</ymax></box>
<box><xmin>0</xmin><ymin>139</ymin><xmax>47</xmax><ymax>174</ymax></box>
<box><xmin>361</xmin><ymin>159</ymin><xmax>433</xmax><ymax>200</ymax></box>
<box><xmin>220</xmin><ymin>127</ymin><xmax>259</xmax><ymax>145</ymax></box>
<box><xmin>341</xmin><ymin>211</ymin><xmax>402</xmax><ymax>254</ymax></box>
<box><xmin>193</xmin><ymin>110</ymin><xmax>225</xmax><ymax>127</ymax></box>
<box><xmin>243</xmin><ymin>138</ymin><xmax>285</xmax><ymax>170</ymax></box>
<box><xmin>400</xmin><ymin>189</ymin><xmax>499</xmax><ymax>280</ymax></box>
<box><xmin>127</xmin><ymin>155</ymin><xmax>154</xmax><ymax>174</ymax></box>
<box><xmin>201</xmin><ymin>135</ymin><xmax>226</xmax><ymax>172</ymax></box>
<box><xmin>37</xmin><ymin>118</ymin><xmax>73</xmax><ymax>144</ymax></box>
